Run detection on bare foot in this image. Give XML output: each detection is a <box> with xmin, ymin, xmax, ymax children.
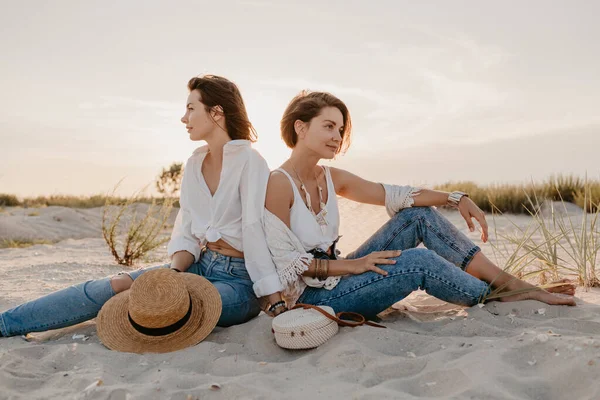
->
<box><xmin>545</xmin><ymin>279</ymin><xmax>576</xmax><ymax>296</ymax></box>
<box><xmin>499</xmin><ymin>288</ymin><xmax>576</xmax><ymax>306</ymax></box>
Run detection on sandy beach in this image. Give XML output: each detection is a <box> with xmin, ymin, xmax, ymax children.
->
<box><xmin>1</xmin><ymin>200</ymin><xmax>599</xmax><ymax>400</ymax></box>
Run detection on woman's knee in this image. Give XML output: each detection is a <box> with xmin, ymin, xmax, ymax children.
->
<box><xmin>397</xmin><ymin>247</ymin><xmax>436</xmax><ymax>262</ymax></box>
<box><xmin>110</xmin><ymin>274</ymin><xmax>133</xmax><ymax>294</ymax></box>
<box><xmin>387</xmin><ymin>248</ymin><xmax>445</xmax><ymax>275</ymax></box>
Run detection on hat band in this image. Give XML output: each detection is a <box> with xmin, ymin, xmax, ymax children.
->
<box><xmin>127</xmin><ymin>294</ymin><xmax>193</xmax><ymax>337</ymax></box>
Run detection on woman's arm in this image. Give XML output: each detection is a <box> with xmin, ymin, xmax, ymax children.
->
<box><xmin>240</xmin><ymin>153</ymin><xmax>285</xmax><ymax>295</ymax></box>
<box><xmin>167</xmin><ymin>158</ymin><xmax>203</xmax><ymax>269</ymax></box>
<box><xmin>329</xmin><ymin>167</ymin><xmax>489</xmax><ymax>242</ymax></box>
<box><xmin>170</xmin><ymin>250</ymin><xmax>195</xmax><ymax>272</ymax></box>
<box><xmin>265</xmin><ymin>172</ymin><xmax>396</xmax><ymax>278</ymax></box>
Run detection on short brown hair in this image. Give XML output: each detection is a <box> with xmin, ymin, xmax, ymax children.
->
<box><xmin>280</xmin><ymin>91</ymin><xmax>352</xmax><ymax>154</ymax></box>
<box><xmin>187</xmin><ymin>75</ymin><xmax>257</xmax><ymax>142</ymax></box>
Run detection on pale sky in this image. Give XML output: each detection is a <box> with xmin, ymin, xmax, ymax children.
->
<box><xmin>1</xmin><ymin>0</ymin><xmax>599</xmax><ymax>196</ymax></box>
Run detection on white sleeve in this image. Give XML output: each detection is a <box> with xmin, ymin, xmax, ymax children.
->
<box><xmin>381</xmin><ymin>183</ymin><xmax>422</xmax><ymax>218</ymax></box>
<box><xmin>167</xmin><ymin>158</ymin><xmax>202</xmax><ymax>262</ymax></box>
<box><xmin>240</xmin><ymin>151</ymin><xmax>284</xmax><ymax>297</ymax></box>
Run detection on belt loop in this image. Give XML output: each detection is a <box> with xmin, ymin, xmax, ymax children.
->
<box><xmin>224</xmin><ymin>256</ymin><xmax>231</xmax><ymax>274</ymax></box>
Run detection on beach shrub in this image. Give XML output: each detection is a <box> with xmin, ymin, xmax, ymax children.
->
<box><xmin>102</xmin><ymin>192</ymin><xmax>174</xmax><ymax>267</ymax></box>
<box><xmin>156</xmin><ymin>162</ymin><xmax>184</xmax><ymax>198</ymax></box>
<box><xmin>0</xmin><ymin>194</ymin><xmax>20</xmax><ymax>207</ymax></box>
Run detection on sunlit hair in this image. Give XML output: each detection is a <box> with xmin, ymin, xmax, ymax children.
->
<box><xmin>187</xmin><ymin>75</ymin><xmax>257</xmax><ymax>142</ymax></box>
<box><xmin>280</xmin><ymin>91</ymin><xmax>352</xmax><ymax>155</ymax></box>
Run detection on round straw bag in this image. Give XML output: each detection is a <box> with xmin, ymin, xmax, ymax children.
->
<box><xmin>272</xmin><ymin>304</ymin><xmax>386</xmax><ymax>350</ymax></box>
<box><xmin>272</xmin><ymin>305</ymin><xmax>339</xmax><ymax>349</ymax></box>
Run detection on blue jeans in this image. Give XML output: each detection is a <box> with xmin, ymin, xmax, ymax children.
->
<box><xmin>298</xmin><ymin>207</ymin><xmax>490</xmax><ymax>318</ymax></box>
<box><xmin>0</xmin><ymin>249</ymin><xmax>261</xmax><ymax>337</ymax></box>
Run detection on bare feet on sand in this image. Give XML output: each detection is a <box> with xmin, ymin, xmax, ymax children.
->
<box><xmin>545</xmin><ymin>279</ymin><xmax>576</xmax><ymax>296</ymax></box>
<box><xmin>497</xmin><ymin>279</ymin><xmax>577</xmax><ymax>306</ymax></box>
<box><xmin>499</xmin><ymin>289</ymin><xmax>577</xmax><ymax>306</ymax></box>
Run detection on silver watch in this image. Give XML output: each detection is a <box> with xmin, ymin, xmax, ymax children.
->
<box><xmin>447</xmin><ymin>191</ymin><xmax>468</xmax><ymax>208</ymax></box>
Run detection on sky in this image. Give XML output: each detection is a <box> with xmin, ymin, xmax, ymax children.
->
<box><xmin>1</xmin><ymin>0</ymin><xmax>599</xmax><ymax>196</ymax></box>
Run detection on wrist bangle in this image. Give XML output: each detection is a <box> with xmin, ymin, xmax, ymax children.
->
<box><xmin>447</xmin><ymin>191</ymin><xmax>468</xmax><ymax>208</ymax></box>
<box><xmin>317</xmin><ymin>258</ymin><xmax>329</xmax><ymax>281</ymax></box>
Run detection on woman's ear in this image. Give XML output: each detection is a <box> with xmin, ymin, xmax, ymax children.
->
<box><xmin>294</xmin><ymin>120</ymin><xmax>306</xmax><ymax>139</ymax></box>
<box><xmin>210</xmin><ymin>105</ymin><xmax>224</xmax><ymax>122</ymax></box>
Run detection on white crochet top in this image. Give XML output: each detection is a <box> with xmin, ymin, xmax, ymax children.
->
<box><xmin>263</xmin><ymin>208</ymin><xmax>341</xmax><ymax>307</ymax></box>
<box><xmin>264</xmin><ymin>168</ymin><xmax>420</xmax><ymax>306</ymax></box>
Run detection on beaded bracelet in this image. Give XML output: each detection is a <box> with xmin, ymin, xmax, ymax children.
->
<box><xmin>269</xmin><ymin>301</ymin><xmax>286</xmax><ymax>314</ymax></box>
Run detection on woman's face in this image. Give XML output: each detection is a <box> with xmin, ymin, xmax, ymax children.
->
<box><xmin>181</xmin><ymin>90</ymin><xmax>218</xmax><ymax>141</ymax></box>
<box><xmin>296</xmin><ymin>106</ymin><xmax>344</xmax><ymax>159</ymax></box>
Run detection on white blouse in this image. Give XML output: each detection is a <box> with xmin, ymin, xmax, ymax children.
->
<box><xmin>167</xmin><ymin>140</ymin><xmax>283</xmax><ymax>297</ymax></box>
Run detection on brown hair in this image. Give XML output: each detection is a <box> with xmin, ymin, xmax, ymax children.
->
<box><xmin>280</xmin><ymin>91</ymin><xmax>352</xmax><ymax>155</ymax></box>
<box><xmin>187</xmin><ymin>75</ymin><xmax>257</xmax><ymax>142</ymax></box>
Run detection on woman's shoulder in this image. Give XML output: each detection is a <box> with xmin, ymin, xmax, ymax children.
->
<box><xmin>268</xmin><ymin>169</ymin><xmax>292</xmax><ymax>187</ymax></box>
<box><xmin>186</xmin><ymin>145</ymin><xmax>209</xmax><ymax>165</ymax></box>
<box><xmin>266</xmin><ymin>169</ymin><xmax>294</xmax><ymax>201</ymax></box>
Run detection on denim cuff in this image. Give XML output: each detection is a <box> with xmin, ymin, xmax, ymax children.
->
<box><xmin>461</xmin><ymin>245</ymin><xmax>481</xmax><ymax>270</ymax></box>
<box><xmin>0</xmin><ymin>313</ymin><xmax>9</xmax><ymax>337</ymax></box>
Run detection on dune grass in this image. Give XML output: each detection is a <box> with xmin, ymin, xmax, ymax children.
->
<box><xmin>0</xmin><ymin>239</ymin><xmax>55</xmax><ymax>249</ymax></box>
<box><xmin>0</xmin><ymin>194</ymin><xmax>178</xmax><ymax>209</ymax></box>
<box><xmin>435</xmin><ymin>174</ymin><xmax>600</xmax><ymax>214</ymax></box>
<box><xmin>480</xmin><ymin>182</ymin><xmax>600</xmax><ymax>301</ymax></box>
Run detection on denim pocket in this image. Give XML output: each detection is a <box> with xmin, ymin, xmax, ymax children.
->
<box><xmin>227</xmin><ymin>258</ymin><xmax>251</xmax><ymax>280</ymax></box>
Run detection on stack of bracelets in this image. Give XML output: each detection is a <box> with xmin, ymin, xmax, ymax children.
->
<box><xmin>315</xmin><ymin>258</ymin><xmax>329</xmax><ymax>281</ymax></box>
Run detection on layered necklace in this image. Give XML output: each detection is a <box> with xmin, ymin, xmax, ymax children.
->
<box><xmin>290</xmin><ymin>162</ymin><xmax>328</xmax><ymax>232</ymax></box>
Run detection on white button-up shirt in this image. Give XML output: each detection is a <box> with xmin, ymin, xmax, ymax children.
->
<box><xmin>167</xmin><ymin>140</ymin><xmax>283</xmax><ymax>297</ymax></box>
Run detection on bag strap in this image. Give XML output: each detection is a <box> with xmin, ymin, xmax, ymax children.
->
<box><xmin>292</xmin><ymin>303</ymin><xmax>386</xmax><ymax>329</ymax></box>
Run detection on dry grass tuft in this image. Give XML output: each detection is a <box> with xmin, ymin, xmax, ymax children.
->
<box><xmin>101</xmin><ymin>189</ymin><xmax>174</xmax><ymax>267</ymax></box>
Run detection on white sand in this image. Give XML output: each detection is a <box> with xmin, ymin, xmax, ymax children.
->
<box><xmin>1</xmin><ymin>201</ymin><xmax>599</xmax><ymax>400</ymax></box>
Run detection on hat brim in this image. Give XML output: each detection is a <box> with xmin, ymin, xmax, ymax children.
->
<box><xmin>97</xmin><ymin>273</ymin><xmax>222</xmax><ymax>354</ymax></box>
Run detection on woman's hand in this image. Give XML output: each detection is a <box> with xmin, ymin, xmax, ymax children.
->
<box><xmin>346</xmin><ymin>250</ymin><xmax>402</xmax><ymax>276</ymax></box>
<box><xmin>458</xmin><ymin>197</ymin><xmax>489</xmax><ymax>243</ymax></box>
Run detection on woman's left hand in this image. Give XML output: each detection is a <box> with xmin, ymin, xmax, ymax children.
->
<box><xmin>458</xmin><ymin>197</ymin><xmax>489</xmax><ymax>243</ymax></box>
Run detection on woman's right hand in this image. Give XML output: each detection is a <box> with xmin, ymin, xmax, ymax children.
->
<box><xmin>346</xmin><ymin>250</ymin><xmax>401</xmax><ymax>276</ymax></box>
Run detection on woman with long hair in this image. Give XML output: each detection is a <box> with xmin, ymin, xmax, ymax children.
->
<box><xmin>0</xmin><ymin>75</ymin><xmax>285</xmax><ymax>338</ymax></box>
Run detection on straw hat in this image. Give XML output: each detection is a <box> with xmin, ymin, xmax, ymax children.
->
<box><xmin>97</xmin><ymin>269</ymin><xmax>221</xmax><ymax>354</ymax></box>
